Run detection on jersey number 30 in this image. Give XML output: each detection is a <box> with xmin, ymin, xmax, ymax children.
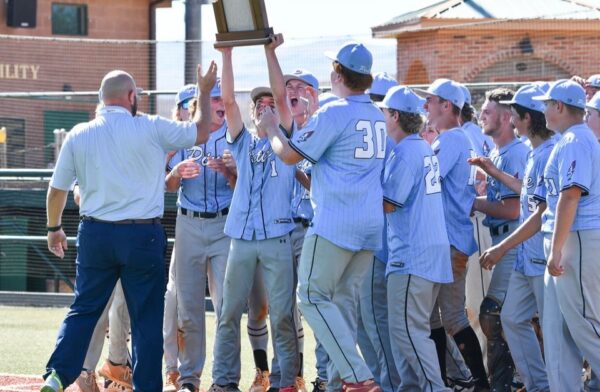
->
<box><xmin>355</xmin><ymin>120</ymin><xmax>386</xmax><ymax>159</ymax></box>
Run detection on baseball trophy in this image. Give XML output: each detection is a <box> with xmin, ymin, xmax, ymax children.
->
<box><xmin>212</xmin><ymin>0</ymin><xmax>274</xmax><ymax>48</ymax></box>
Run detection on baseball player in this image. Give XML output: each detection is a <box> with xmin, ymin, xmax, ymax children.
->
<box><xmin>380</xmin><ymin>85</ymin><xmax>452</xmax><ymax>392</ymax></box>
<box><xmin>459</xmin><ymin>84</ymin><xmax>495</xmax><ymax>158</ymax></box>
<box><xmin>165</xmin><ymin>77</ymin><xmax>236</xmax><ymax>392</ymax></box>
<box><xmin>470</xmin><ymin>84</ymin><xmax>554</xmax><ymax>391</ymax></box>
<box><xmin>261</xmin><ymin>42</ymin><xmax>385</xmax><ymax>392</ymax></box>
<box><xmin>586</xmin><ymin>91</ymin><xmax>600</xmax><ymax>140</ymax></box>
<box><xmin>207</xmin><ymin>46</ymin><xmax>298</xmax><ymax>392</ymax></box>
<box><xmin>358</xmin><ymin>73</ymin><xmax>400</xmax><ymax>392</ymax></box>
<box><xmin>472</xmin><ymin>88</ymin><xmax>530</xmax><ymax>391</ymax></box>
<box><xmin>531</xmin><ymin>79</ymin><xmax>600</xmax><ymax>391</ymax></box>
<box><xmin>572</xmin><ymin>74</ymin><xmax>600</xmax><ymax>101</ymax></box>
<box><xmin>417</xmin><ymin>79</ymin><xmax>490</xmax><ymax>391</ymax></box>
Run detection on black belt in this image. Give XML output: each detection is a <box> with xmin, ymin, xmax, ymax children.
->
<box><xmin>179</xmin><ymin>207</ymin><xmax>229</xmax><ymax>219</ymax></box>
<box><xmin>490</xmin><ymin>224</ymin><xmax>510</xmax><ymax>236</ymax></box>
<box><xmin>293</xmin><ymin>217</ymin><xmax>311</xmax><ymax>228</ymax></box>
<box><xmin>81</xmin><ymin>216</ymin><xmax>161</xmax><ymax>225</ymax></box>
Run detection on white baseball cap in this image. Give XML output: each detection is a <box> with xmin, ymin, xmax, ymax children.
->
<box><xmin>532</xmin><ymin>79</ymin><xmax>586</xmax><ymax>109</ymax></box>
<box><xmin>415</xmin><ymin>79</ymin><xmax>465</xmax><ymax>110</ymax></box>
<box><xmin>500</xmin><ymin>84</ymin><xmax>546</xmax><ymax>113</ymax></box>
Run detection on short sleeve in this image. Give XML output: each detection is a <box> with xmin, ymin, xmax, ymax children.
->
<box><xmin>432</xmin><ymin>133</ymin><xmax>459</xmax><ymax>179</ymax></box>
<box><xmin>498</xmin><ymin>152</ymin><xmax>525</xmax><ymax>200</ymax></box>
<box><xmin>289</xmin><ymin>109</ymin><xmax>341</xmax><ymax>164</ymax></box>
<box><xmin>50</xmin><ymin>134</ymin><xmax>76</xmax><ymax>191</ymax></box>
<box><xmin>558</xmin><ymin>141</ymin><xmax>591</xmax><ymax>195</ymax></box>
<box><xmin>383</xmin><ymin>153</ymin><xmax>415</xmax><ymax>208</ymax></box>
<box><xmin>152</xmin><ymin>116</ymin><xmax>197</xmax><ymax>152</ymax></box>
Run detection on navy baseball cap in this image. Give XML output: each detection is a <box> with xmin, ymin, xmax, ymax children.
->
<box><xmin>325</xmin><ymin>42</ymin><xmax>373</xmax><ymax>75</ymax></box>
<box><xmin>283</xmin><ymin>69</ymin><xmax>319</xmax><ymax>91</ymax></box>
<box><xmin>500</xmin><ymin>84</ymin><xmax>546</xmax><ymax>113</ymax></box>
<box><xmin>587</xmin><ymin>74</ymin><xmax>600</xmax><ymax>88</ymax></box>
<box><xmin>176</xmin><ymin>84</ymin><xmax>197</xmax><ymax>105</ymax></box>
<box><xmin>415</xmin><ymin>79</ymin><xmax>465</xmax><ymax>110</ymax></box>
<box><xmin>250</xmin><ymin>86</ymin><xmax>273</xmax><ymax>103</ymax></box>
<box><xmin>532</xmin><ymin>79</ymin><xmax>586</xmax><ymax>109</ymax></box>
<box><xmin>586</xmin><ymin>91</ymin><xmax>600</xmax><ymax>111</ymax></box>
<box><xmin>318</xmin><ymin>92</ymin><xmax>338</xmax><ymax>107</ymax></box>
<box><xmin>378</xmin><ymin>85</ymin><xmax>425</xmax><ymax>115</ymax></box>
<box><xmin>367</xmin><ymin>72</ymin><xmax>398</xmax><ymax>96</ymax></box>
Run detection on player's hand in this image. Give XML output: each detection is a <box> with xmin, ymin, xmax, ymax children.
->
<box><xmin>571</xmin><ymin>75</ymin><xmax>586</xmax><ymax>88</ymax></box>
<box><xmin>206</xmin><ymin>157</ymin><xmax>227</xmax><ymax>174</ymax></box>
<box><xmin>172</xmin><ymin>158</ymin><xmax>201</xmax><ymax>179</ymax></box>
<box><xmin>547</xmin><ymin>249</ymin><xmax>564</xmax><ymax>276</ymax></box>
<box><xmin>222</xmin><ymin>149</ymin><xmax>237</xmax><ymax>176</ymax></box>
<box><xmin>215</xmin><ymin>46</ymin><xmax>233</xmax><ymax>55</ymax></box>
<box><xmin>256</xmin><ymin>106</ymin><xmax>280</xmax><ymax>133</ymax></box>
<box><xmin>48</xmin><ymin>229</ymin><xmax>68</xmax><ymax>259</ymax></box>
<box><xmin>468</xmin><ymin>156</ymin><xmax>496</xmax><ymax>176</ymax></box>
<box><xmin>197</xmin><ymin>61</ymin><xmax>218</xmax><ymax>94</ymax></box>
<box><xmin>480</xmin><ymin>244</ymin><xmax>505</xmax><ymax>270</ymax></box>
<box><xmin>265</xmin><ymin>33</ymin><xmax>284</xmax><ymax>51</ymax></box>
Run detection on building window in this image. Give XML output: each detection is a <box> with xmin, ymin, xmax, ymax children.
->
<box><xmin>51</xmin><ymin>3</ymin><xmax>88</xmax><ymax>36</ymax></box>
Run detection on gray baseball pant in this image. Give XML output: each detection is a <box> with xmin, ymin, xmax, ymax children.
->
<box><xmin>164</xmin><ymin>248</ymin><xmax>179</xmax><ymax>374</ymax></box>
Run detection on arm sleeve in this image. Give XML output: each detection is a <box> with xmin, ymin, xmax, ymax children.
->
<box><xmin>558</xmin><ymin>141</ymin><xmax>591</xmax><ymax>195</ymax></box>
<box><xmin>289</xmin><ymin>109</ymin><xmax>340</xmax><ymax>164</ymax></box>
<box><xmin>50</xmin><ymin>134</ymin><xmax>77</xmax><ymax>191</ymax></box>
<box><xmin>152</xmin><ymin>116</ymin><xmax>197</xmax><ymax>152</ymax></box>
<box><xmin>226</xmin><ymin>126</ymin><xmax>249</xmax><ymax>159</ymax></box>
<box><xmin>498</xmin><ymin>151</ymin><xmax>526</xmax><ymax>200</ymax></box>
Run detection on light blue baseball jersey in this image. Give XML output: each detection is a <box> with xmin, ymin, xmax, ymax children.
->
<box><xmin>374</xmin><ymin>136</ymin><xmax>397</xmax><ymax>264</ymax></box>
<box><xmin>383</xmin><ymin>134</ymin><xmax>452</xmax><ymax>283</ymax></box>
<box><xmin>289</xmin><ymin>94</ymin><xmax>385</xmax><ymax>252</ymax></box>
<box><xmin>483</xmin><ymin>138</ymin><xmax>530</xmax><ymax>228</ymax></box>
<box><xmin>462</xmin><ymin>121</ymin><xmax>494</xmax><ymax>157</ymax></box>
<box><xmin>540</xmin><ymin>123</ymin><xmax>600</xmax><ymax>233</ymax></box>
<box><xmin>168</xmin><ymin>122</ymin><xmax>233</xmax><ymax>213</ymax></box>
<box><xmin>431</xmin><ymin>128</ymin><xmax>478</xmax><ymax>256</ymax></box>
<box><xmin>224</xmin><ymin>127</ymin><xmax>296</xmax><ymax>240</ymax></box>
<box><xmin>514</xmin><ymin>138</ymin><xmax>555</xmax><ymax>276</ymax></box>
<box><xmin>51</xmin><ymin>106</ymin><xmax>196</xmax><ymax>220</ymax></box>
<box><xmin>291</xmin><ymin>160</ymin><xmax>313</xmax><ymax>221</ymax></box>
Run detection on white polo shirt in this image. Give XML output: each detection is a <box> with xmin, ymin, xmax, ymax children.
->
<box><xmin>50</xmin><ymin>106</ymin><xmax>197</xmax><ymax>220</ymax></box>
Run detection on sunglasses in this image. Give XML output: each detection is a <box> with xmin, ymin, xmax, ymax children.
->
<box><xmin>179</xmin><ymin>99</ymin><xmax>192</xmax><ymax>110</ymax></box>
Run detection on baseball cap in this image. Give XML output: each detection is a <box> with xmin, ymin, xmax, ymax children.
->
<box><xmin>367</xmin><ymin>72</ymin><xmax>398</xmax><ymax>96</ymax></box>
<box><xmin>587</xmin><ymin>74</ymin><xmax>600</xmax><ymax>88</ymax></box>
<box><xmin>325</xmin><ymin>42</ymin><xmax>373</xmax><ymax>75</ymax></box>
<box><xmin>211</xmin><ymin>78</ymin><xmax>222</xmax><ymax>98</ymax></box>
<box><xmin>532</xmin><ymin>79</ymin><xmax>586</xmax><ymax>109</ymax></box>
<box><xmin>415</xmin><ymin>79</ymin><xmax>465</xmax><ymax>110</ymax></box>
<box><xmin>458</xmin><ymin>84</ymin><xmax>472</xmax><ymax>106</ymax></box>
<box><xmin>500</xmin><ymin>84</ymin><xmax>546</xmax><ymax>113</ymax></box>
<box><xmin>283</xmin><ymin>69</ymin><xmax>319</xmax><ymax>91</ymax></box>
<box><xmin>176</xmin><ymin>84</ymin><xmax>197</xmax><ymax>105</ymax></box>
<box><xmin>531</xmin><ymin>81</ymin><xmax>551</xmax><ymax>93</ymax></box>
<box><xmin>250</xmin><ymin>86</ymin><xmax>273</xmax><ymax>103</ymax></box>
<box><xmin>586</xmin><ymin>91</ymin><xmax>600</xmax><ymax>111</ymax></box>
<box><xmin>318</xmin><ymin>92</ymin><xmax>338</xmax><ymax>107</ymax></box>
<box><xmin>378</xmin><ymin>85</ymin><xmax>425</xmax><ymax>115</ymax></box>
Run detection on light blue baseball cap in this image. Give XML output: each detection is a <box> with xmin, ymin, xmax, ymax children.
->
<box><xmin>378</xmin><ymin>85</ymin><xmax>425</xmax><ymax>115</ymax></box>
<box><xmin>415</xmin><ymin>78</ymin><xmax>465</xmax><ymax>110</ymax></box>
<box><xmin>284</xmin><ymin>69</ymin><xmax>319</xmax><ymax>91</ymax></box>
<box><xmin>587</xmin><ymin>74</ymin><xmax>600</xmax><ymax>88</ymax></box>
<box><xmin>458</xmin><ymin>84</ymin><xmax>472</xmax><ymax>106</ymax></box>
<box><xmin>176</xmin><ymin>84</ymin><xmax>197</xmax><ymax>105</ymax></box>
<box><xmin>500</xmin><ymin>84</ymin><xmax>546</xmax><ymax>113</ymax></box>
<box><xmin>586</xmin><ymin>91</ymin><xmax>600</xmax><ymax>111</ymax></box>
<box><xmin>532</xmin><ymin>81</ymin><xmax>551</xmax><ymax>93</ymax></box>
<box><xmin>318</xmin><ymin>92</ymin><xmax>338</xmax><ymax>107</ymax></box>
<box><xmin>325</xmin><ymin>42</ymin><xmax>373</xmax><ymax>75</ymax></box>
<box><xmin>367</xmin><ymin>72</ymin><xmax>398</xmax><ymax>96</ymax></box>
<box><xmin>532</xmin><ymin>79</ymin><xmax>586</xmax><ymax>109</ymax></box>
<box><xmin>210</xmin><ymin>77</ymin><xmax>222</xmax><ymax>98</ymax></box>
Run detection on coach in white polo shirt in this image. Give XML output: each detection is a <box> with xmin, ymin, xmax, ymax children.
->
<box><xmin>41</xmin><ymin>63</ymin><xmax>217</xmax><ymax>392</ymax></box>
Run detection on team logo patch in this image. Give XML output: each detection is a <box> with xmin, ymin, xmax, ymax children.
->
<box><xmin>567</xmin><ymin>160</ymin><xmax>576</xmax><ymax>181</ymax></box>
<box><xmin>297</xmin><ymin>130</ymin><xmax>314</xmax><ymax>143</ymax></box>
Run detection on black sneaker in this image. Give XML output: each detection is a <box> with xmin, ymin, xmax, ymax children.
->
<box><xmin>311</xmin><ymin>378</ymin><xmax>327</xmax><ymax>392</ymax></box>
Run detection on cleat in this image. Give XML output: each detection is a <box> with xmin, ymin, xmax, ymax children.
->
<box><xmin>76</xmin><ymin>370</ymin><xmax>101</xmax><ymax>392</ymax></box>
<box><xmin>41</xmin><ymin>370</ymin><xmax>63</xmax><ymax>392</ymax></box>
<box><xmin>98</xmin><ymin>361</ymin><xmax>132</xmax><ymax>389</ymax></box>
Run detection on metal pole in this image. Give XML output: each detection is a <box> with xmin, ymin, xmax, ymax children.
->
<box><xmin>185</xmin><ymin>0</ymin><xmax>203</xmax><ymax>85</ymax></box>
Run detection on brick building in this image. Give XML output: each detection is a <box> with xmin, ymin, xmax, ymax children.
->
<box><xmin>0</xmin><ymin>0</ymin><xmax>173</xmax><ymax>168</ymax></box>
<box><xmin>371</xmin><ymin>0</ymin><xmax>600</xmax><ymax>95</ymax></box>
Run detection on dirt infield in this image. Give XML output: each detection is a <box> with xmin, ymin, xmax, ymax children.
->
<box><xmin>0</xmin><ymin>374</ymin><xmax>90</xmax><ymax>392</ymax></box>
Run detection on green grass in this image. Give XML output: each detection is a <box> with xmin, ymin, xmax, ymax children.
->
<box><xmin>0</xmin><ymin>306</ymin><xmax>318</xmax><ymax>390</ymax></box>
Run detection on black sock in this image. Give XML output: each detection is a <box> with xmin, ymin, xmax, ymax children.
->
<box><xmin>430</xmin><ymin>327</ymin><xmax>447</xmax><ymax>384</ymax></box>
<box><xmin>253</xmin><ymin>349</ymin><xmax>269</xmax><ymax>372</ymax></box>
<box><xmin>453</xmin><ymin>326</ymin><xmax>490</xmax><ymax>388</ymax></box>
<box><xmin>297</xmin><ymin>352</ymin><xmax>303</xmax><ymax>377</ymax></box>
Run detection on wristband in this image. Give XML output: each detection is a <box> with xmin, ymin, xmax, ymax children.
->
<box><xmin>47</xmin><ymin>225</ymin><xmax>62</xmax><ymax>232</ymax></box>
<box><xmin>170</xmin><ymin>167</ymin><xmax>181</xmax><ymax>178</ymax></box>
